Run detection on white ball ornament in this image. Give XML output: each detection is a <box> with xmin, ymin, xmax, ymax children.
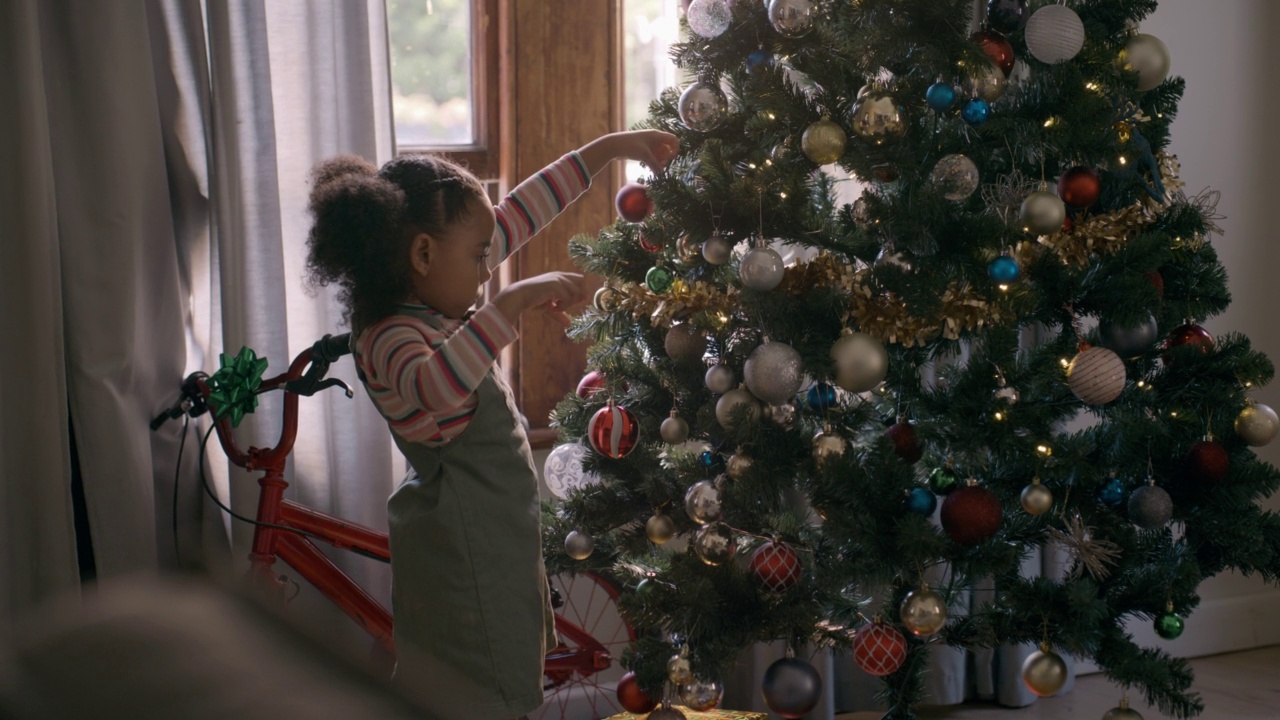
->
<box><xmin>830</xmin><ymin>331</ymin><xmax>889</xmax><ymax>393</ymax></box>
<box><xmin>739</xmin><ymin>246</ymin><xmax>786</xmax><ymax>291</ymax></box>
<box><xmin>1068</xmin><ymin>346</ymin><xmax>1126</xmax><ymax>405</ymax></box>
<box><xmin>543</xmin><ymin>442</ymin><xmax>599</xmax><ymax>500</ymax></box>
<box><xmin>686</xmin><ymin>0</ymin><xmax>732</xmax><ymax>38</ymax></box>
<box><xmin>1236</xmin><ymin>402</ymin><xmax>1280</xmax><ymax>447</ymax></box>
<box><xmin>1122</xmin><ymin>33</ymin><xmax>1171</xmax><ymax>91</ymax></box>
<box><xmin>1025</xmin><ymin>4</ymin><xmax>1085</xmax><ymax>65</ymax></box>
<box><xmin>744</xmin><ymin>341</ymin><xmax>805</xmax><ymax>405</ymax></box>
<box><xmin>705</xmin><ymin>364</ymin><xmax>736</xmax><ymax>394</ymax></box>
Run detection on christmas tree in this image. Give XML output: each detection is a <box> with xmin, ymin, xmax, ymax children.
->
<box><xmin>541</xmin><ymin>1</ymin><xmax>1280</xmax><ymax>718</ymax></box>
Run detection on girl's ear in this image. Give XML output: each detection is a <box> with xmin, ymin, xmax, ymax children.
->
<box><xmin>408</xmin><ymin>232</ymin><xmax>432</xmax><ymax>277</ymax></box>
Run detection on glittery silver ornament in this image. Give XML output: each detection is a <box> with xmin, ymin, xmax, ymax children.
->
<box><xmin>702</xmin><ymin>232</ymin><xmax>733</xmax><ymax>265</ymax></box>
<box><xmin>744</xmin><ymin>341</ymin><xmax>804</xmax><ymax>405</ymax></box>
<box><xmin>678</xmin><ymin>81</ymin><xmax>729</xmax><ymax>132</ymax></box>
<box><xmin>1128</xmin><ymin>481</ymin><xmax>1173</xmax><ymax>529</ymax></box>
<box><xmin>899</xmin><ymin>585</ymin><xmax>948</xmax><ymax>637</ymax></box>
<box><xmin>726</xmin><ymin>452</ymin><xmax>753</xmax><ymax>480</ymax></box>
<box><xmin>1019</xmin><ymin>190</ymin><xmax>1067</xmax><ymax>235</ymax></box>
<box><xmin>1122</xmin><ymin>33</ymin><xmax>1171</xmax><ymax>92</ymax></box>
<box><xmin>1099</xmin><ymin>314</ymin><xmax>1159</xmax><ymax>359</ymax></box>
<box><xmin>646</xmin><ymin>512</ymin><xmax>677</xmax><ymax>544</ymax></box>
<box><xmin>830</xmin><ymin>331</ymin><xmax>889</xmax><ymax>393</ymax></box>
<box><xmin>850</xmin><ymin>92</ymin><xmax>907</xmax><ymax>145</ymax></box>
<box><xmin>929</xmin><ymin>154</ymin><xmax>980</xmax><ymax>201</ymax></box>
<box><xmin>665</xmin><ymin>323</ymin><xmax>708</xmax><ymax>363</ymax></box>
<box><xmin>1020</xmin><ymin>479</ymin><xmax>1053</xmax><ymax>515</ymax></box>
<box><xmin>705</xmin><ymin>364</ymin><xmax>736</xmax><ymax>394</ymax></box>
<box><xmin>964</xmin><ymin>59</ymin><xmax>1007</xmax><ymax>102</ymax></box>
<box><xmin>716</xmin><ymin>386</ymin><xmax>761</xmax><ymax>428</ymax></box>
<box><xmin>811</xmin><ymin>428</ymin><xmax>847</xmax><ymax>468</ymax></box>
<box><xmin>693</xmin><ymin>522</ymin><xmax>736</xmax><ymax>565</ymax></box>
<box><xmin>739</xmin><ymin>246</ymin><xmax>786</xmax><ymax>291</ymax></box>
<box><xmin>565</xmin><ymin>529</ymin><xmax>594</xmax><ymax>560</ymax></box>
<box><xmin>767</xmin><ymin>0</ymin><xmax>815</xmax><ymax>38</ymax></box>
<box><xmin>686</xmin><ymin>0</ymin><xmax>732</xmax><ymax>38</ymax></box>
<box><xmin>660</xmin><ymin>411</ymin><xmax>690</xmax><ymax>444</ymax></box>
<box><xmin>684</xmin><ymin>479</ymin><xmax>724</xmax><ymax>524</ymax></box>
<box><xmin>1236</xmin><ymin>402</ymin><xmax>1279</xmax><ymax>447</ymax></box>
<box><xmin>1025</xmin><ymin>4</ymin><xmax>1085</xmax><ymax>65</ymax></box>
<box><xmin>678</xmin><ymin>678</ymin><xmax>724</xmax><ymax>711</ymax></box>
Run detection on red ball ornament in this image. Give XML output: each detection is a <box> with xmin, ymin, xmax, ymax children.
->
<box><xmin>885</xmin><ymin>420</ymin><xmax>923</xmax><ymax>465</ymax></box>
<box><xmin>1162</xmin><ymin>323</ymin><xmax>1214</xmax><ymax>363</ymax></box>
<box><xmin>1061</xmin><ymin>214</ymin><xmax>1074</xmax><ymax>233</ymax></box>
<box><xmin>852</xmin><ymin>622</ymin><xmax>907</xmax><ymax>676</ymax></box>
<box><xmin>1146</xmin><ymin>270</ymin><xmax>1165</xmax><ymax>298</ymax></box>
<box><xmin>616</xmin><ymin>671</ymin><xmax>656</xmax><ymax>714</ymax></box>
<box><xmin>1057</xmin><ymin>167</ymin><xmax>1101</xmax><ymax>208</ymax></box>
<box><xmin>1185</xmin><ymin>440</ymin><xmax>1229</xmax><ymax>484</ymax></box>
<box><xmin>750</xmin><ymin>541</ymin><xmax>802</xmax><ymax>593</ymax></box>
<box><xmin>588</xmin><ymin>402</ymin><xmax>640</xmax><ymax>459</ymax></box>
<box><xmin>576</xmin><ymin>370</ymin><xmax>607</xmax><ymax>398</ymax></box>
<box><xmin>940</xmin><ymin>484</ymin><xmax>1003</xmax><ymax>546</ymax></box>
<box><xmin>615</xmin><ymin>182</ymin><xmax>653</xmax><ymax>223</ymax></box>
<box><xmin>971</xmin><ymin>29</ymin><xmax>1015</xmax><ymax>75</ymax></box>
<box><xmin>638</xmin><ymin>230</ymin><xmax>661</xmax><ymax>253</ymax></box>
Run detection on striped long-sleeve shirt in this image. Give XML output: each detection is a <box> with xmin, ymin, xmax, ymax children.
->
<box><xmin>354</xmin><ymin>152</ymin><xmax>592</xmax><ymax>446</ymax></box>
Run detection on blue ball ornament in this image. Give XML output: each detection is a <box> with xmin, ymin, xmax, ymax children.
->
<box><xmin>1098</xmin><ymin>476</ymin><xmax>1127</xmax><ymax>507</ymax></box>
<box><xmin>806</xmin><ymin>382</ymin><xmax>838</xmax><ymax>412</ymax></box>
<box><xmin>907</xmin><ymin>486</ymin><xmax>938</xmax><ymax>516</ymax></box>
<box><xmin>961</xmin><ymin>98</ymin><xmax>991</xmax><ymax>126</ymax></box>
<box><xmin>987</xmin><ymin>255</ymin><xmax>1021</xmax><ymax>282</ymax></box>
<box><xmin>700</xmin><ymin>450</ymin><xmax>720</xmax><ymax>468</ymax></box>
<box><xmin>926</xmin><ymin>82</ymin><xmax>957</xmax><ymax>112</ymax></box>
<box><xmin>747</xmin><ymin>49</ymin><xmax>772</xmax><ymax>72</ymax></box>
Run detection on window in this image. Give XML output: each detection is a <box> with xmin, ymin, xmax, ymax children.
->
<box><xmin>623</xmin><ymin>0</ymin><xmax>682</xmax><ymax>182</ymax></box>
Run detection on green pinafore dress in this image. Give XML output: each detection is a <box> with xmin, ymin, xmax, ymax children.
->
<box><xmin>368</xmin><ymin>310</ymin><xmax>554</xmax><ymax>719</ymax></box>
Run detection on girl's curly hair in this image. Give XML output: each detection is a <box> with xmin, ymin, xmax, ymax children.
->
<box><xmin>304</xmin><ymin>153</ymin><xmax>485</xmax><ymax>329</ymax></box>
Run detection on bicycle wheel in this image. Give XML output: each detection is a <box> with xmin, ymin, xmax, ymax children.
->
<box><xmin>535</xmin><ymin>572</ymin><xmax>636</xmax><ymax>720</ymax></box>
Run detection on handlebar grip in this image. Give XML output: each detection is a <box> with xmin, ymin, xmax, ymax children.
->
<box><xmin>314</xmin><ymin>333</ymin><xmax>352</xmax><ymax>363</ymax></box>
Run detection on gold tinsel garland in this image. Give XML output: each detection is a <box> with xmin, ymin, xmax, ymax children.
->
<box><xmin>604</xmin><ymin>153</ymin><xmax>1185</xmax><ymax>346</ymax></box>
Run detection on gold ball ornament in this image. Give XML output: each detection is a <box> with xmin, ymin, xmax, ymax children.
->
<box><xmin>1102</xmin><ymin>697</ymin><xmax>1145</xmax><ymax>720</ymax></box>
<box><xmin>801</xmin><ymin>116</ymin><xmax>847</xmax><ymax>165</ymax></box>
<box><xmin>1021</xmin><ymin>644</ymin><xmax>1069</xmax><ymax>697</ymax></box>
<box><xmin>1020</xmin><ymin>189</ymin><xmax>1067</xmax><ymax>235</ymax></box>
<box><xmin>716</xmin><ymin>386</ymin><xmax>762</xmax><ymax>429</ymax></box>
<box><xmin>693</xmin><ymin>521</ymin><xmax>736</xmax><ymax>565</ymax></box>
<box><xmin>1020</xmin><ymin>478</ymin><xmax>1054</xmax><ymax>515</ymax></box>
<box><xmin>679</xmin><ymin>234</ymin><xmax>703</xmax><ymax>264</ymax></box>
<box><xmin>678</xmin><ymin>678</ymin><xmax>724</xmax><ymax>711</ymax></box>
<box><xmin>900</xmin><ymin>585</ymin><xmax>948</xmax><ymax>637</ymax></box>
<box><xmin>1235</xmin><ymin>402</ymin><xmax>1279</xmax><ymax>447</ymax></box>
<box><xmin>811</xmin><ymin>426</ymin><xmax>847</xmax><ymax>468</ymax></box>
<box><xmin>647</xmin><ymin>512</ymin><xmax>677</xmax><ymax>544</ymax></box>
<box><xmin>964</xmin><ymin>59</ymin><xmax>1007</xmax><ymax>102</ymax></box>
<box><xmin>667</xmin><ymin>652</ymin><xmax>694</xmax><ymax>685</ymax></box>
<box><xmin>850</xmin><ymin>92</ymin><xmax>907</xmax><ymax>146</ymax></box>
<box><xmin>593</xmin><ymin>286</ymin><xmax>619</xmax><ymax>313</ymax></box>
<box><xmin>726</xmin><ymin>451</ymin><xmax>754</xmax><ymax>480</ymax></box>
<box><xmin>565</xmin><ymin>529</ymin><xmax>595</xmax><ymax>560</ymax></box>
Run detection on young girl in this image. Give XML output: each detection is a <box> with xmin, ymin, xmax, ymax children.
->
<box><xmin>304</xmin><ymin>129</ymin><xmax>678</xmax><ymax>719</ymax></box>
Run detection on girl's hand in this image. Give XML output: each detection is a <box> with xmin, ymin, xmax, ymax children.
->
<box><xmin>578</xmin><ymin>130</ymin><xmax>680</xmax><ymax>176</ymax></box>
<box><xmin>491</xmin><ymin>271</ymin><xmax>587</xmax><ymax>326</ymax></box>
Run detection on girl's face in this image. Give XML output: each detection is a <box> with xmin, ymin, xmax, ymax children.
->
<box><xmin>409</xmin><ymin>193</ymin><xmax>497</xmax><ymax>318</ymax></box>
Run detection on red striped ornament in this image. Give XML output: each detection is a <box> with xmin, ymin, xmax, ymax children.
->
<box><xmin>588</xmin><ymin>402</ymin><xmax>640</xmax><ymax>459</ymax></box>
<box><xmin>853</xmin><ymin>622</ymin><xmax>907</xmax><ymax>676</ymax></box>
<box><xmin>1067</xmin><ymin>346</ymin><xmax>1126</xmax><ymax>405</ymax></box>
<box><xmin>750</xmin><ymin>541</ymin><xmax>802</xmax><ymax>592</ymax></box>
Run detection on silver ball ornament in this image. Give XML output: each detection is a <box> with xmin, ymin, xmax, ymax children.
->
<box><xmin>1020</xmin><ymin>480</ymin><xmax>1054</xmax><ymax>515</ymax></box>
<box><xmin>1236</xmin><ymin>402</ymin><xmax>1280</xmax><ymax>446</ymax></box>
<box><xmin>678</xmin><ymin>678</ymin><xmax>724</xmax><ymax>711</ymax></box>
<box><xmin>692</xmin><ymin>522</ymin><xmax>736</xmax><ymax>565</ymax></box>
<box><xmin>565</xmin><ymin>529</ymin><xmax>594</xmax><ymax>560</ymax></box>
<box><xmin>767</xmin><ymin>0</ymin><xmax>815</xmax><ymax>38</ymax></box>
<box><xmin>667</xmin><ymin>653</ymin><xmax>694</xmax><ymax>685</ymax></box>
<box><xmin>702</xmin><ymin>232</ymin><xmax>733</xmax><ymax>265</ymax></box>
<box><xmin>715</xmin><ymin>387</ymin><xmax>761</xmax><ymax>429</ymax></box>
<box><xmin>647</xmin><ymin>706</ymin><xmax>688</xmax><ymax>720</ymax></box>
<box><xmin>850</xmin><ymin>92</ymin><xmax>907</xmax><ymax>146</ymax></box>
<box><xmin>684</xmin><ymin>479</ymin><xmax>724</xmax><ymax>525</ymax></box>
<box><xmin>1019</xmin><ymin>190</ymin><xmax>1067</xmax><ymax>235</ymax></box>
<box><xmin>964</xmin><ymin>60</ymin><xmax>1007</xmax><ymax>102</ymax></box>
<box><xmin>1128</xmin><ymin>481</ymin><xmax>1173</xmax><ymax>529</ymax></box>
<box><xmin>705</xmin><ymin>364</ymin><xmax>736</xmax><ymax>394</ymax></box>
<box><xmin>678</xmin><ymin>81</ymin><xmax>729</xmax><ymax>132</ymax></box>
<box><xmin>767</xmin><ymin>402</ymin><xmax>797</xmax><ymax>428</ymax></box>
<box><xmin>739</xmin><ymin>246</ymin><xmax>786</xmax><ymax>291</ymax></box>
<box><xmin>646</xmin><ymin>512</ymin><xmax>677</xmax><ymax>544</ymax></box>
<box><xmin>930</xmin><ymin>154</ymin><xmax>980</xmax><ymax>201</ymax></box>
<box><xmin>900</xmin><ymin>586</ymin><xmax>948</xmax><ymax>637</ymax></box>
<box><xmin>660</xmin><ymin>412</ymin><xmax>690</xmax><ymax>444</ymax></box>
<box><xmin>830</xmin><ymin>331</ymin><xmax>889</xmax><ymax>393</ymax></box>
<box><xmin>1122</xmin><ymin>33</ymin><xmax>1171</xmax><ymax>92</ymax></box>
<box><xmin>1025</xmin><ymin>4</ymin><xmax>1085</xmax><ymax>65</ymax></box>
<box><xmin>1099</xmin><ymin>314</ymin><xmax>1159</xmax><ymax>358</ymax></box>
<box><xmin>665</xmin><ymin>323</ymin><xmax>708</xmax><ymax>363</ymax></box>
<box><xmin>761</xmin><ymin>657</ymin><xmax>822</xmax><ymax>719</ymax></box>
<box><xmin>1021</xmin><ymin>646</ymin><xmax>1068</xmax><ymax>697</ymax></box>
<box><xmin>744</xmin><ymin>341</ymin><xmax>804</xmax><ymax>405</ymax></box>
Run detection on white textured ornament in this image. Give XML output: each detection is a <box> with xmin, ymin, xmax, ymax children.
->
<box><xmin>929</xmin><ymin>154</ymin><xmax>980</xmax><ymax>201</ymax></box>
<box><xmin>739</xmin><ymin>246</ymin><xmax>785</xmax><ymax>291</ymax></box>
<box><xmin>686</xmin><ymin>0</ymin><xmax>732</xmax><ymax>38</ymax></box>
<box><xmin>1068</xmin><ymin>346</ymin><xmax>1126</xmax><ymax>405</ymax></box>
<box><xmin>1025</xmin><ymin>4</ymin><xmax>1085</xmax><ymax>65</ymax></box>
<box><xmin>543</xmin><ymin>442</ymin><xmax>599</xmax><ymax>500</ymax></box>
<box><xmin>744</xmin><ymin>341</ymin><xmax>805</xmax><ymax>405</ymax></box>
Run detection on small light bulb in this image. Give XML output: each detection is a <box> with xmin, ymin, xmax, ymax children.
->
<box><xmin>1060</xmin><ymin>358</ymin><xmax>1070</xmax><ymax>368</ymax></box>
<box><xmin>779</xmin><ymin>191</ymin><xmax>788</xmax><ymax>199</ymax></box>
<box><xmin>999</xmin><ymin>283</ymin><xmax>1009</xmax><ymax>292</ymax></box>
<box><xmin>994</xmin><ymin>411</ymin><xmax>1005</xmax><ymax>421</ymax></box>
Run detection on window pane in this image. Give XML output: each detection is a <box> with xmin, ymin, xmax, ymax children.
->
<box><xmin>623</xmin><ymin>0</ymin><xmax>681</xmax><ymax>181</ymax></box>
<box><xmin>388</xmin><ymin>0</ymin><xmax>473</xmax><ymax>148</ymax></box>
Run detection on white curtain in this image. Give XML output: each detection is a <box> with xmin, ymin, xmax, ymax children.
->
<box><xmin>0</xmin><ymin>0</ymin><xmax>400</xmax><ymax>653</ymax></box>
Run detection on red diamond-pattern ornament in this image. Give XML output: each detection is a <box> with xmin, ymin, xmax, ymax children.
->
<box><xmin>750</xmin><ymin>541</ymin><xmax>801</xmax><ymax>592</ymax></box>
<box><xmin>588</xmin><ymin>402</ymin><xmax>640</xmax><ymax>459</ymax></box>
<box><xmin>853</xmin><ymin>622</ymin><xmax>907</xmax><ymax>676</ymax></box>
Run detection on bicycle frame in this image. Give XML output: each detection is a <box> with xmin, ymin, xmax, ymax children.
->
<box><xmin>194</xmin><ymin>339</ymin><xmax>619</xmax><ymax>682</ymax></box>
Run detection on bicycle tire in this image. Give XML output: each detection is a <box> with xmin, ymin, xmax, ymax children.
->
<box><xmin>535</xmin><ymin>571</ymin><xmax>636</xmax><ymax>720</ymax></box>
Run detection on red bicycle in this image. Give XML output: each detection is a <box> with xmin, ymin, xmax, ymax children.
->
<box><xmin>152</xmin><ymin>333</ymin><xmax>636</xmax><ymax>720</ymax></box>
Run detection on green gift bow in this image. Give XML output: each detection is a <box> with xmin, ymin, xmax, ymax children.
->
<box><xmin>207</xmin><ymin>346</ymin><xmax>270</xmax><ymax>427</ymax></box>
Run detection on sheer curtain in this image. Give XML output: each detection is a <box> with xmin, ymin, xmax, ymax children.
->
<box><xmin>0</xmin><ymin>0</ymin><xmax>400</xmax><ymax>652</ymax></box>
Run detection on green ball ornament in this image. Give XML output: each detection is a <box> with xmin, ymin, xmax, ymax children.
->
<box><xmin>646</xmin><ymin>266</ymin><xmax>675</xmax><ymax>294</ymax></box>
<box><xmin>928</xmin><ymin>466</ymin><xmax>960</xmax><ymax>495</ymax></box>
<box><xmin>1155</xmin><ymin>609</ymin><xmax>1184</xmax><ymax>640</ymax></box>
